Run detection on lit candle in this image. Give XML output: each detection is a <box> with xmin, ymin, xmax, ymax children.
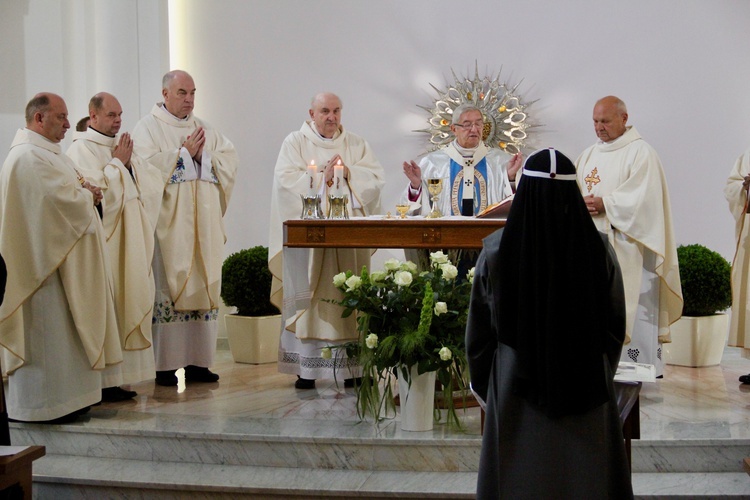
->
<box><xmin>307</xmin><ymin>160</ymin><xmax>317</xmax><ymax>196</ymax></box>
<box><xmin>334</xmin><ymin>159</ymin><xmax>344</xmax><ymax>196</ymax></box>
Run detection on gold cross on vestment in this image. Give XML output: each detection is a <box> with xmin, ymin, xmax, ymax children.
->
<box><xmin>584</xmin><ymin>167</ymin><xmax>600</xmax><ymax>193</ymax></box>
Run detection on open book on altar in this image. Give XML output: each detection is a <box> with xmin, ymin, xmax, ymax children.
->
<box><xmin>614</xmin><ymin>361</ymin><xmax>656</xmax><ymax>383</ymax></box>
<box><xmin>476</xmin><ymin>194</ymin><xmax>514</xmax><ymax>219</ymax></box>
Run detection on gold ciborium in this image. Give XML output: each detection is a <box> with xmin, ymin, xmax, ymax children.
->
<box><xmin>426</xmin><ymin>178</ymin><xmax>444</xmax><ymax>218</ymax></box>
<box><xmin>395</xmin><ymin>204</ymin><xmax>410</xmax><ymax>219</ymax></box>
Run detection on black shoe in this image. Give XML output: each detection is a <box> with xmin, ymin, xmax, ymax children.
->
<box><xmin>344</xmin><ymin>377</ymin><xmax>363</xmax><ymax>388</ymax></box>
<box><xmin>184</xmin><ymin>365</ymin><xmax>220</xmax><ymax>383</ymax></box>
<box><xmin>9</xmin><ymin>411</ymin><xmax>81</xmax><ymax>425</ymax></box>
<box><xmin>155</xmin><ymin>370</ymin><xmax>178</xmax><ymax>386</ymax></box>
<box><xmin>101</xmin><ymin>386</ymin><xmax>138</xmax><ymax>402</ymax></box>
<box><xmin>294</xmin><ymin>376</ymin><xmax>315</xmax><ymax>389</ymax></box>
<box><xmin>740</xmin><ymin>374</ymin><xmax>750</xmax><ymax>384</ymax></box>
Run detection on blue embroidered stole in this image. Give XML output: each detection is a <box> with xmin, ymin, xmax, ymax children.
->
<box><xmin>449</xmin><ymin>157</ymin><xmax>489</xmax><ymax>216</ymax></box>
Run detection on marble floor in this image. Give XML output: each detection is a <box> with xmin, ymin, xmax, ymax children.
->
<box><xmin>92</xmin><ymin>345</ymin><xmax>750</xmax><ymax>442</ymax></box>
<box><xmin>11</xmin><ymin>345</ymin><xmax>750</xmax><ymax>498</ymax></box>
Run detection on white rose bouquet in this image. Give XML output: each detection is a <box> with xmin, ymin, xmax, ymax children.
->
<box><xmin>327</xmin><ymin>252</ymin><xmax>474</xmax><ymax>428</ymax></box>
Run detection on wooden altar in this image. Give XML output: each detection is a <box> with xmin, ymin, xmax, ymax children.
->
<box><xmin>283</xmin><ymin>217</ymin><xmax>505</xmax><ymax>249</ymax></box>
<box><xmin>282</xmin><ymin>216</ymin><xmax>640</xmax><ymax>469</ymax></box>
<box><xmin>282</xmin><ymin>216</ymin><xmax>503</xmax><ymax>412</ymax></box>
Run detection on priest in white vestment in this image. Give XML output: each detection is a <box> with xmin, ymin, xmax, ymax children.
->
<box><xmin>269</xmin><ymin>92</ymin><xmax>385</xmax><ymax>389</ymax></box>
<box><xmin>724</xmin><ymin>151</ymin><xmax>750</xmax><ymax>383</ymax></box>
<box><xmin>576</xmin><ymin>96</ymin><xmax>682</xmax><ymax>377</ymax></box>
<box><xmin>67</xmin><ymin>92</ymin><xmax>164</xmax><ymax>399</ymax></box>
<box><xmin>0</xmin><ymin>93</ymin><xmax>122</xmax><ymax>423</ymax></box>
<box><xmin>132</xmin><ymin>71</ymin><xmax>238</xmax><ymax>387</ymax></box>
<box><xmin>401</xmin><ymin>104</ymin><xmax>521</xmax><ymax>217</ymax></box>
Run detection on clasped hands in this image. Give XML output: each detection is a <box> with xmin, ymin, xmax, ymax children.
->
<box><xmin>113</xmin><ymin>132</ymin><xmax>133</xmax><ymax>167</ymax></box>
<box><xmin>183</xmin><ymin>127</ymin><xmax>206</xmax><ymax>161</ymax></box>
<box><xmin>82</xmin><ymin>180</ymin><xmax>103</xmax><ymax>206</ymax></box>
<box><xmin>323</xmin><ymin>154</ymin><xmax>350</xmax><ymax>183</ymax></box>
<box><xmin>584</xmin><ymin>194</ymin><xmax>605</xmax><ymax>215</ymax></box>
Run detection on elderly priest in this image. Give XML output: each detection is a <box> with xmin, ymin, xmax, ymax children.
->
<box><xmin>269</xmin><ymin>92</ymin><xmax>385</xmax><ymax>389</ymax></box>
<box><xmin>0</xmin><ymin>93</ymin><xmax>122</xmax><ymax>423</ymax></box>
<box><xmin>133</xmin><ymin>70</ymin><xmax>238</xmax><ymax>387</ymax></box>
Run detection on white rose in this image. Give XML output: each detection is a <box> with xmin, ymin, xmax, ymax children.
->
<box><xmin>345</xmin><ymin>275</ymin><xmax>362</xmax><ymax>291</ymax></box>
<box><xmin>393</xmin><ymin>270</ymin><xmax>413</xmax><ymax>287</ymax></box>
<box><xmin>434</xmin><ymin>301</ymin><xmax>448</xmax><ymax>316</ymax></box>
<box><xmin>384</xmin><ymin>258</ymin><xmax>401</xmax><ymax>271</ymax></box>
<box><xmin>439</xmin><ymin>347</ymin><xmax>452</xmax><ymax>361</ymax></box>
<box><xmin>365</xmin><ymin>333</ymin><xmax>379</xmax><ymax>349</ymax></box>
<box><xmin>370</xmin><ymin>271</ymin><xmax>386</xmax><ymax>283</ymax></box>
<box><xmin>321</xmin><ymin>347</ymin><xmax>332</xmax><ymax>359</ymax></box>
<box><xmin>401</xmin><ymin>261</ymin><xmax>418</xmax><ymax>273</ymax></box>
<box><xmin>467</xmin><ymin>267</ymin><xmax>475</xmax><ymax>282</ymax></box>
<box><xmin>430</xmin><ymin>251</ymin><xmax>449</xmax><ymax>265</ymax></box>
<box><xmin>333</xmin><ymin>272</ymin><xmax>347</xmax><ymax>287</ymax></box>
<box><xmin>440</xmin><ymin>264</ymin><xmax>458</xmax><ymax>280</ymax></box>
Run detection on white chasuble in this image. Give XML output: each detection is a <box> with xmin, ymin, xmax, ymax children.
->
<box><xmin>132</xmin><ymin>104</ymin><xmax>237</xmax><ymax>313</ymax></box>
<box><xmin>725</xmin><ymin>150</ymin><xmax>750</xmax><ymax>359</ymax></box>
<box><xmin>0</xmin><ymin>129</ymin><xmax>122</xmax><ymax>419</ymax></box>
<box><xmin>269</xmin><ymin>121</ymin><xmax>384</xmax><ymax>380</ymax></box>
<box><xmin>400</xmin><ymin>141</ymin><xmax>513</xmax><ymax>216</ymax></box>
<box><xmin>269</xmin><ymin>121</ymin><xmax>384</xmax><ymax>341</ymax></box>
<box><xmin>576</xmin><ymin>126</ymin><xmax>683</xmax><ymax>373</ymax></box>
<box><xmin>67</xmin><ymin>129</ymin><xmax>164</xmax><ymax>383</ymax></box>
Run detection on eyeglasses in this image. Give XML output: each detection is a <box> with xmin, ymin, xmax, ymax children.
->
<box><xmin>454</xmin><ymin>121</ymin><xmax>484</xmax><ymax>130</ymax></box>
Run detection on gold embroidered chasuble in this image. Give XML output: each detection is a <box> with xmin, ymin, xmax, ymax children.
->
<box><xmin>576</xmin><ymin>126</ymin><xmax>683</xmax><ymax>344</ymax></box>
<box><xmin>399</xmin><ymin>141</ymin><xmax>513</xmax><ymax>216</ymax></box>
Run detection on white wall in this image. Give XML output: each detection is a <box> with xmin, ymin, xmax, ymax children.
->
<box><xmin>3</xmin><ymin>0</ymin><xmax>750</xmax><ymax>263</ymax></box>
<box><xmin>0</xmin><ymin>0</ymin><xmax>169</xmax><ymax>153</ymax></box>
<box><xmin>168</xmin><ymin>0</ymin><xmax>750</xmax><ymax>262</ymax></box>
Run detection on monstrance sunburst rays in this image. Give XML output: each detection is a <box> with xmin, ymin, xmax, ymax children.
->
<box><xmin>416</xmin><ymin>63</ymin><xmax>538</xmax><ymax>155</ymax></box>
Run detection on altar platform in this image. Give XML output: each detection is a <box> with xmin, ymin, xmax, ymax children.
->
<box><xmin>8</xmin><ymin>344</ymin><xmax>750</xmax><ymax>498</ymax></box>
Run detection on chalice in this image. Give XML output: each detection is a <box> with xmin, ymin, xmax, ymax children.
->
<box><xmin>426</xmin><ymin>178</ymin><xmax>444</xmax><ymax>218</ymax></box>
<box><xmin>395</xmin><ymin>204</ymin><xmax>410</xmax><ymax>219</ymax></box>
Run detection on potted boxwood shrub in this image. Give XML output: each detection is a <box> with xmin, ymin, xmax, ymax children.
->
<box><xmin>221</xmin><ymin>246</ymin><xmax>281</xmax><ymax>364</ymax></box>
<box><xmin>663</xmin><ymin>244</ymin><xmax>732</xmax><ymax>367</ymax></box>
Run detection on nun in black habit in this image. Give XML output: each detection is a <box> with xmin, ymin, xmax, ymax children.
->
<box><xmin>466</xmin><ymin>148</ymin><xmax>633</xmax><ymax>499</ymax></box>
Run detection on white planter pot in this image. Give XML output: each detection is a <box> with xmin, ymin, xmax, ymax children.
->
<box><xmin>663</xmin><ymin>314</ymin><xmax>729</xmax><ymax>367</ymax></box>
<box><xmin>224</xmin><ymin>314</ymin><xmax>281</xmax><ymax>364</ymax></box>
<box><xmin>397</xmin><ymin>366</ymin><xmax>436</xmax><ymax>432</ymax></box>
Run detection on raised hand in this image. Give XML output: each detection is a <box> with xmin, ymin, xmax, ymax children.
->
<box><xmin>507</xmin><ymin>153</ymin><xmax>523</xmax><ymax>181</ymax></box>
<box><xmin>402</xmin><ymin>160</ymin><xmax>422</xmax><ymax>189</ymax></box>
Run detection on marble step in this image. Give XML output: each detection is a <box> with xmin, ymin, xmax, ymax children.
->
<box><xmin>30</xmin><ymin>455</ymin><xmax>750</xmax><ymax>499</ymax></box>
<box><xmin>10</xmin><ymin>417</ymin><xmax>750</xmax><ymax>474</ymax></box>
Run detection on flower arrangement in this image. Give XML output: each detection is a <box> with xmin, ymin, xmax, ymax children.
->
<box><xmin>328</xmin><ymin>251</ymin><xmax>474</xmax><ymax>428</ymax></box>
